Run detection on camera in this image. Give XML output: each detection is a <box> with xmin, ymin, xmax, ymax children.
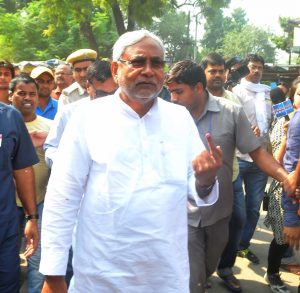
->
<box><xmin>225</xmin><ymin>64</ymin><xmax>250</xmax><ymax>89</ymax></box>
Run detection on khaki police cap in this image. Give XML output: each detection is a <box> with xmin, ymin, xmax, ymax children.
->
<box><xmin>30</xmin><ymin>66</ymin><xmax>54</xmax><ymax>79</ymax></box>
<box><xmin>66</xmin><ymin>49</ymin><xmax>97</xmax><ymax>65</ymax></box>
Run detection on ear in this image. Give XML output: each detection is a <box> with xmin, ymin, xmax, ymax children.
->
<box><xmin>8</xmin><ymin>91</ymin><xmax>13</xmax><ymax>102</ymax></box>
<box><xmin>195</xmin><ymin>82</ymin><xmax>204</xmax><ymax>94</ymax></box>
<box><xmin>111</xmin><ymin>61</ymin><xmax>119</xmax><ymax>84</ymax></box>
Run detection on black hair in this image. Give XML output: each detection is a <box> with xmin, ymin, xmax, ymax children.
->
<box><xmin>165</xmin><ymin>60</ymin><xmax>207</xmax><ymax>89</ymax></box>
<box><xmin>86</xmin><ymin>60</ymin><xmax>112</xmax><ymax>83</ymax></box>
<box><xmin>0</xmin><ymin>59</ymin><xmax>15</xmax><ymax>78</ymax></box>
<box><xmin>9</xmin><ymin>73</ymin><xmax>39</xmax><ymax>93</ymax></box>
<box><xmin>225</xmin><ymin>56</ymin><xmax>243</xmax><ymax>70</ymax></box>
<box><xmin>244</xmin><ymin>53</ymin><xmax>265</xmax><ymax>67</ymax></box>
<box><xmin>200</xmin><ymin>53</ymin><xmax>225</xmax><ymax>70</ymax></box>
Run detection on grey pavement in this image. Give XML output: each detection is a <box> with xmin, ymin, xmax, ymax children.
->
<box><xmin>209</xmin><ymin>210</ymin><xmax>300</xmax><ymax>293</ymax></box>
<box><xmin>20</xmin><ymin>210</ymin><xmax>300</xmax><ymax>293</ymax></box>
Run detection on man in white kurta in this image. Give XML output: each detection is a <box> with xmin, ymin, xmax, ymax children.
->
<box><xmin>40</xmin><ymin>30</ymin><xmax>221</xmax><ymax>293</ymax></box>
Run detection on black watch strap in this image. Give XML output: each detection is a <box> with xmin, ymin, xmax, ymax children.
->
<box><xmin>25</xmin><ymin>214</ymin><xmax>39</xmax><ymax>220</ymax></box>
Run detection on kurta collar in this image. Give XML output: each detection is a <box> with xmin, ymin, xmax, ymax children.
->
<box><xmin>114</xmin><ymin>88</ymin><xmax>159</xmax><ymax>119</ymax></box>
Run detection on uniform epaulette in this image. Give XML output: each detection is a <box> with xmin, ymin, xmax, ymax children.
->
<box><xmin>62</xmin><ymin>82</ymin><xmax>79</xmax><ymax>96</ymax></box>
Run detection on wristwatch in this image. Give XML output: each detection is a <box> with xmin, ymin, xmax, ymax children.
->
<box><xmin>25</xmin><ymin>214</ymin><xmax>39</xmax><ymax>220</ymax></box>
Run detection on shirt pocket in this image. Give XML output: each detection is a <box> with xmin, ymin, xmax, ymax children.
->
<box><xmin>157</xmin><ymin>142</ymin><xmax>187</xmax><ymax>184</ymax></box>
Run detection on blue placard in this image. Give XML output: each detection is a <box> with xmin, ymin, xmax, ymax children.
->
<box><xmin>272</xmin><ymin>100</ymin><xmax>294</xmax><ymax>118</ymax></box>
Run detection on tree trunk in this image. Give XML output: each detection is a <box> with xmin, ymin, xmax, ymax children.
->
<box><xmin>127</xmin><ymin>0</ymin><xmax>136</xmax><ymax>31</ymax></box>
<box><xmin>110</xmin><ymin>0</ymin><xmax>126</xmax><ymax>36</ymax></box>
<box><xmin>79</xmin><ymin>21</ymin><xmax>99</xmax><ymax>56</ymax></box>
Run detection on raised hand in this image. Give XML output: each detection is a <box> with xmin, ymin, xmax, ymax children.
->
<box><xmin>192</xmin><ymin>132</ymin><xmax>222</xmax><ymax>187</ymax></box>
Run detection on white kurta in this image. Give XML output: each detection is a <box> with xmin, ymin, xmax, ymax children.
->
<box><xmin>40</xmin><ymin>92</ymin><xmax>218</xmax><ymax>292</ymax></box>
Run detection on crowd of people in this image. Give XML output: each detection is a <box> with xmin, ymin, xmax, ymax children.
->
<box><xmin>0</xmin><ymin>29</ymin><xmax>300</xmax><ymax>293</ymax></box>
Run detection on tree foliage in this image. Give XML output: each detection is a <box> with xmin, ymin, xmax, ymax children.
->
<box><xmin>0</xmin><ymin>0</ymin><xmax>234</xmax><ymax>62</ymax></box>
<box><xmin>270</xmin><ymin>17</ymin><xmax>294</xmax><ymax>54</ymax></box>
<box><xmin>150</xmin><ymin>8</ymin><xmax>194</xmax><ymax>63</ymax></box>
<box><xmin>199</xmin><ymin>7</ymin><xmax>275</xmax><ymax>62</ymax></box>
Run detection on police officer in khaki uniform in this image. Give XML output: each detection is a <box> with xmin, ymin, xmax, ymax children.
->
<box><xmin>58</xmin><ymin>49</ymin><xmax>97</xmax><ymax>109</ymax></box>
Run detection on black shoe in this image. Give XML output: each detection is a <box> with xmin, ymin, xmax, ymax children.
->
<box><xmin>219</xmin><ymin>274</ymin><xmax>242</xmax><ymax>292</ymax></box>
<box><xmin>264</xmin><ymin>273</ymin><xmax>290</xmax><ymax>293</ymax></box>
<box><xmin>237</xmin><ymin>248</ymin><xmax>259</xmax><ymax>264</ymax></box>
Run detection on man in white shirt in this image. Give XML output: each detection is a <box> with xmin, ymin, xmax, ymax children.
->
<box><xmin>232</xmin><ymin>54</ymin><xmax>272</xmax><ymax>265</ymax></box>
<box><xmin>44</xmin><ymin>60</ymin><xmax>118</xmax><ymax>168</ymax></box>
<box><xmin>40</xmin><ymin>30</ymin><xmax>222</xmax><ymax>293</ymax></box>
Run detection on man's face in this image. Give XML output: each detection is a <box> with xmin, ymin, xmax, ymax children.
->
<box><xmin>54</xmin><ymin>65</ymin><xmax>73</xmax><ymax>89</ymax></box>
<box><xmin>246</xmin><ymin>61</ymin><xmax>263</xmax><ymax>84</ymax></box>
<box><xmin>73</xmin><ymin>60</ymin><xmax>93</xmax><ymax>88</ymax></box>
<box><xmin>10</xmin><ymin>82</ymin><xmax>38</xmax><ymax>118</ymax></box>
<box><xmin>87</xmin><ymin>77</ymin><xmax>118</xmax><ymax>99</ymax></box>
<box><xmin>166</xmin><ymin>81</ymin><xmax>202</xmax><ymax>113</ymax></box>
<box><xmin>0</xmin><ymin>67</ymin><xmax>13</xmax><ymax>90</ymax></box>
<box><xmin>35</xmin><ymin>72</ymin><xmax>55</xmax><ymax>98</ymax></box>
<box><xmin>111</xmin><ymin>37</ymin><xmax>165</xmax><ymax>106</ymax></box>
<box><xmin>204</xmin><ymin>64</ymin><xmax>225</xmax><ymax>92</ymax></box>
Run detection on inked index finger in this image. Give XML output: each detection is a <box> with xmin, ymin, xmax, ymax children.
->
<box><xmin>205</xmin><ymin>132</ymin><xmax>222</xmax><ymax>160</ymax></box>
<box><xmin>205</xmin><ymin>132</ymin><xmax>217</xmax><ymax>152</ymax></box>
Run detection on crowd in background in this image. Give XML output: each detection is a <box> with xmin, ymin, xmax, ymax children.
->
<box><xmin>1</xmin><ymin>29</ymin><xmax>300</xmax><ymax>293</ymax></box>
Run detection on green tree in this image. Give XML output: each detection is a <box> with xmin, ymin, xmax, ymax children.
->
<box><xmin>271</xmin><ymin>17</ymin><xmax>294</xmax><ymax>54</ymax></box>
<box><xmin>0</xmin><ymin>0</ymin><xmax>118</xmax><ymax>61</ymax></box>
<box><xmin>150</xmin><ymin>9</ymin><xmax>194</xmax><ymax>63</ymax></box>
<box><xmin>222</xmin><ymin>26</ymin><xmax>275</xmax><ymax>63</ymax></box>
<box><xmin>199</xmin><ymin>7</ymin><xmax>275</xmax><ymax>62</ymax></box>
<box><xmin>96</xmin><ymin>0</ymin><xmax>170</xmax><ymax>35</ymax></box>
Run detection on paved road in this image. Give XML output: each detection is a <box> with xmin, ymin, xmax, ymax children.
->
<box><xmin>209</xmin><ymin>211</ymin><xmax>299</xmax><ymax>293</ymax></box>
<box><xmin>20</xmin><ymin>211</ymin><xmax>300</xmax><ymax>293</ymax></box>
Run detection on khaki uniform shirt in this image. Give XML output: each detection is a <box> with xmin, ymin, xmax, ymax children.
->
<box><xmin>58</xmin><ymin>82</ymin><xmax>88</xmax><ymax>109</ymax></box>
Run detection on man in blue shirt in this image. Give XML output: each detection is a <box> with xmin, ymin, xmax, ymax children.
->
<box><xmin>30</xmin><ymin>66</ymin><xmax>58</xmax><ymax>120</ymax></box>
<box><xmin>0</xmin><ymin>102</ymin><xmax>39</xmax><ymax>293</ymax></box>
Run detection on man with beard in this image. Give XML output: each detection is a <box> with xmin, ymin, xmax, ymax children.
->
<box><xmin>0</xmin><ymin>60</ymin><xmax>15</xmax><ymax>104</ymax></box>
<box><xmin>51</xmin><ymin>64</ymin><xmax>74</xmax><ymax>100</ymax></box>
<box><xmin>39</xmin><ymin>30</ymin><xmax>222</xmax><ymax>293</ymax></box>
<box><xmin>233</xmin><ymin>54</ymin><xmax>272</xmax><ymax>265</ymax></box>
<box><xmin>58</xmin><ymin>49</ymin><xmax>97</xmax><ymax>108</ymax></box>
<box><xmin>30</xmin><ymin>66</ymin><xmax>57</xmax><ymax>120</ymax></box>
<box><xmin>201</xmin><ymin>53</ymin><xmax>239</xmax><ymax>104</ymax></box>
<box><xmin>201</xmin><ymin>53</ymin><xmax>245</xmax><ymax>291</ymax></box>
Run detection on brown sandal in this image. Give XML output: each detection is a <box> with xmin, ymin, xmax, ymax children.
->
<box><xmin>281</xmin><ymin>264</ymin><xmax>300</xmax><ymax>275</ymax></box>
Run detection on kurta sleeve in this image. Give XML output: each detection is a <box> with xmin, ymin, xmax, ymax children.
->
<box><xmin>40</xmin><ymin>109</ymin><xmax>92</xmax><ymax>275</ymax></box>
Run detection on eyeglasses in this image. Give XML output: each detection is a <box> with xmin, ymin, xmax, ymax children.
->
<box><xmin>118</xmin><ymin>58</ymin><xmax>166</xmax><ymax>69</ymax></box>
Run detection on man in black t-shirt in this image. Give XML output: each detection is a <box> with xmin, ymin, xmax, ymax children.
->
<box><xmin>0</xmin><ymin>102</ymin><xmax>39</xmax><ymax>293</ymax></box>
